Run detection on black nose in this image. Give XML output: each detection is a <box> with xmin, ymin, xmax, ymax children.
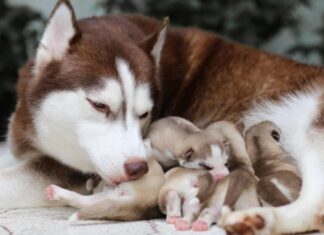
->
<box><xmin>124</xmin><ymin>159</ymin><xmax>148</xmax><ymax>180</ymax></box>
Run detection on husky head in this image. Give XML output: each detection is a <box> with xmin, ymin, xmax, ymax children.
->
<box><xmin>27</xmin><ymin>0</ymin><xmax>168</xmax><ymax>185</ymax></box>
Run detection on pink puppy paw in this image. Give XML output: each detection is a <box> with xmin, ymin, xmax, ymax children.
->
<box><xmin>166</xmin><ymin>216</ymin><xmax>181</xmax><ymax>224</ymax></box>
<box><xmin>45</xmin><ymin>185</ymin><xmax>57</xmax><ymax>200</ymax></box>
<box><xmin>175</xmin><ymin>219</ymin><xmax>191</xmax><ymax>231</ymax></box>
<box><xmin>192</xmin><ymin>220</ymin><xmax>209</xmax><ymax>231</ymax></box>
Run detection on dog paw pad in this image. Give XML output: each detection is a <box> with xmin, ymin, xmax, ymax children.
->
<box><xmin>175</xmin><ymin>219</ymin><xmax>191</xmax><ymax>230</ymax></box>
<box><xmin>192</xmin><ymin>220</ymin><xmax>209</xmax><ymax>231</ymax></box>
<box><xmin>166</xmin><ymin>216</ymin><xmax>181</xmax><ymax>224</ymax></box>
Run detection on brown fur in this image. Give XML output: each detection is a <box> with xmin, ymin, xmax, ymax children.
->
<box><xmin>9</xmin><ymin>0</ymin><xmax>324</xmax><ymax>222</ymax></box>
<box><xmin>245</xmin><ymin>121</ymin><xmax>302</xmax><ymax>206</ymax></box>
<box><xmin>223</xmin><ymin>169</ymin><xmax>257</xmax><ymax>208</ymax></box>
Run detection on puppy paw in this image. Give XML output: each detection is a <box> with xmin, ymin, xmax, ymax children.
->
<box><xmin>175</xmin><ymin>218</ymin><xmax>191</xmax><ymax>231</ymax></box>
<box><xmin>192</xmin><ymin>220</ymin><xmax>209</xmax><ymax>231</ymax></box>
<box><xmin>45</xmin><ymin>185</ymin><xmax>58</xmax><ymax>201</ymax></box>
<box><xmin>166</xmin><ymin>216</ymin><xmax>181</xmax><ymax>224</ymax></box>
<box><xmin>219</xmin><ymin>208</ymin><xmax>275</xmax><ymax>235</ymax></box>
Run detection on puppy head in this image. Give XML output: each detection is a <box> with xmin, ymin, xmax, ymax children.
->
<box><xmin>245</xmin><ymin>121</ymin><xmax>282</xmax><ymax>163</ymax></box>
<box><xmin>178</xmin><ymin>132</ymin><xmax>229</xmax><ymax>180</ymax></box>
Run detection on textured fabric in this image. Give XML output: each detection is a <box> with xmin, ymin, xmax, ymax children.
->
<box><xmin>0</xmin><ymin>207</ymin><xmax>227</xmax><ymax>235</ymax></box>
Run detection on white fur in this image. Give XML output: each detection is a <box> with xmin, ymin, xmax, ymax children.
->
<box><xmin>33</xmin><ymin>90</ymin><xmax>96</xmax><ymax>173</ymax></box>
<box><xmin>270</xmin><ymin>178</ymin><xmax>294</xmax><ymax>201</ymax></box>
<box><xmin>134</xmin><ymin>84</ymin><xmax>153</xmax><ymax>116</ymax></box>
<box><xmin>34</xmin><ymin>59</ymin><xmax>152</xmax><ymax>184</ymax></box>
<box><xmin>87</xmin><ymin>79</ymin><xmax>122</xmax><ymax>113</ymax></box>
<box><xmin>151</xmin><ymin>26</ymin><xmax>167</xmax><ymax>66</ymax></box>
<box><xmin>0</xmin><ymin>142</ymin><xmax>17</xmax><ymax>169</ymax></box>
<box><xmin>34</xmin><ymin>2</ymin><xmax>76</xmax><ymax>74</ymax></box>
<box><xmin>208</xmin><ymin>145</ymin><xmax>229</xmax><ymax>177</ymax></box>
<box><xmin>221</xmin><ymin>91</ymin><xmax>324</xmax><ymax>234</ymax></box>
<box><xmin>117</xmin><ymin>59</ymin><xmax>136</xmax><ymax>124</ymax></box>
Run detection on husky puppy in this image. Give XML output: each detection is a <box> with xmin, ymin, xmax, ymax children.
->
<box><xmin>157</xmin><ymin>167</ymin><xmax>216</xmax><ymax>230</ymax></box>
<box><xmin>148</xmin><ymin>116</ymin><xmax>229</xmax><ymax>179</ymax></box>
<box><xmin>245</xmin><ymin>121</ymin><xmax>302</xmax><ymax>206</ymax></box>
<box><xmin>45</xmin><ymin>149</ymin><xmax>165</xmax><ymax>221</ymax></box>
<box><xmin>157</xmin><ymin>120</ymin><xmax>256</xmax><ymax>231</ymax></box>
<box><xmin>188</xmin><ymin>121</ymin><xmax>257</xmax><ymax>231</ymax></box>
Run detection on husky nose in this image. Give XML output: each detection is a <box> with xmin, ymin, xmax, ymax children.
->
<box><xmin>124</xmin><ymin>159</ymin><xmax>148</xmax><ymax>180</ymax></box>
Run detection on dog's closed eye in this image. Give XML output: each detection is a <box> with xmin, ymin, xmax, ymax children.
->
<box><xmin>86</xmin><ymin>98</ymin><xmax>111</xmax><ymax>115</ymax></box>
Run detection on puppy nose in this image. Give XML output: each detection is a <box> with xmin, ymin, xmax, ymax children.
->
<box><xmin>124</xmin><ymin>159</ymin><xmax>148</xmax><ymax>180</ymax></box>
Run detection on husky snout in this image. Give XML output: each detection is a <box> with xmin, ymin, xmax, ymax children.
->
<box><xmin>124</xmin><ymin>158</ymin><xmax>149</xmax><ymax>181</ymax></box>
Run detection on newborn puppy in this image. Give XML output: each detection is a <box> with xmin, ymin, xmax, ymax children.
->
<box><xmin>190</xmin><ymin>121</ymin><xmax>258</xmax><ymax>231</ymax></box>
<box><xmin>148</xmin><ymin>117</ymin><xmax>229</xmax><ymax>180</ymax></box>
<box><xmin>45</xmin><ymin>144</ymin><xmax>165</xmax><ymax>221</ymax></box>
<box><xmin>245</xmin><ymin>121</ymin><xmax>302</xmax><ymax>206</ymax></box>
<box><xmin>158</xmin><ymin>167</ymin><xmax>216</xmax><ymax>230</ymax></box>
<box><xmin>204</xmin><ymin>121</ymin><xmax>254</xmax><ymax>174</ymax></box>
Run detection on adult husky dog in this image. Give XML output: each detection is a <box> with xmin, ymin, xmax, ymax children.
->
<box><xmin>1</xmin><ymin>0</ymin><xmax>324</xmax><ymax>234</ymax></box>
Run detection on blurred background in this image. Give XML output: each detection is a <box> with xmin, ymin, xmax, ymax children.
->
<box><xmin>1</xmin><ymin>0</ymin><xmax>324</xmax><ymax>140</ymax></box>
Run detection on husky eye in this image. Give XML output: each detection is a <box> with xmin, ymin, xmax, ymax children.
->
<box><xmin>139</xmin><ymin>112</ymin><xmax>149</xmax><ymax>119</ymax></box>
<box><xmin>87</xmin><ymin>98</ymin><xmax>110</xmax><ymax>114</ymax></box>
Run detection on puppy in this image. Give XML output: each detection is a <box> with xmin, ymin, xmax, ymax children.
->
<box><xmin>245</xmin><ymin>121</ymin><xmax>302</xmax><ymax>206</ymax></box>
<box><xmin>157</xmin><ymin>167</ymin><xmax>216</xmax><ymax>230</ymax></box>
<box><xmin>148</xmin><ymin>116</ymin><xmax>229</xmax><ymax>179</ymax></box>
<box><xmin>45</xmin><ymin>147</ymin><xmax>165</xmax><ymax>221</ymax></box>
<box><xmin>190</xmin><ymin>121</ymin><xmax>258</xmax><ymax>231</ymax></box>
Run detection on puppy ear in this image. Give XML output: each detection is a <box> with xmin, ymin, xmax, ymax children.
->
<box><xmin>34</xmin><ymin>0</ymin><xmax>80</xmax><ymax>74</ymax></box>
<box><xmin>180</xmin><ymin>148</ymin><xmax>194</xmax><ymax>160</ymax></box>
<box><xmin>139</xmin><ymin>17</ymin><xmax>169</xmax><ymax>66</ymax></box>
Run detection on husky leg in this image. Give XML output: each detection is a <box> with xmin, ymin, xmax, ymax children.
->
<box><xmin>0</xmin><ymin>157</ymin><xmax>89</xmax><ymax>208</ymax></box>
<box><xmin>219</xmin><ymin>146</ymin><xmax>324</xmax><ymax>234</ymax></box>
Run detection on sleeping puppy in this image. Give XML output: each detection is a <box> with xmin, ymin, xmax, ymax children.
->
<box><xmin>45</xmin><ymin>142</ymin><xmax>165</xmax><ymax>221</ymax></box>
<box><xmin>148</xmin><ymin>116</ymin><xmax>229</xmax><ymax>180</ymax></box>
<box><xmin>157</xmin><ymin>120</ymin><xmax>256</xmax><ymax>231</ymax></box>
<box><xmin>189</xmin><ymin>121</ymin><xmax>258</xmax><ymax>231</ymax></box>
<box><xmin>245</xmin><ymin>120</ymin><xmax>302</xmax><ymax>206</ymax></box>
<box><xmin>158</xmin><ymin>167</ymin><xmax>216</xmax><ymax>231</ymax></box>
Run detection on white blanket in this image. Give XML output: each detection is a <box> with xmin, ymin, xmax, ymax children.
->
<box><xmin>0</xmin><ymin>207</ymin><xmax>227</xmax><ymax>235</ymax></box>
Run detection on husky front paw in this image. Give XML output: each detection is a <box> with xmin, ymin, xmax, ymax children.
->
<box><xmin>219</xmin><ymin>208</ymin><xmax>276</xmax><ymax>235</ymax></box>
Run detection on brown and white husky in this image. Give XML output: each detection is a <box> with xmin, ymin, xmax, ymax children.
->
<box><xmin>1</xmin><ymin>0</ymin><xmax>324</xmax><ymax>234</ymax></box>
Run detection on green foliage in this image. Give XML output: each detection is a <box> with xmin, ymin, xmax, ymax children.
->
<box><xmin>100</xmin><ymin>0</ymin><xmax>310</xmax><ymax>46</ymax></box>
<box><xmin>0</xmin><ymin>0</ymin><xmax>44</xmax><ymax>139</ymax></box>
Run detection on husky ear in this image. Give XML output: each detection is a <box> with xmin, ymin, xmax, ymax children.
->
<box><xmin>139</xmin><ymin>17</ymin><xmax>169</xmax><ymax>66</ymax></box>
<box><xmin>34</xmin><ymin>0</ymin><xmax>80</xmax><ymax>74</ymax></box>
